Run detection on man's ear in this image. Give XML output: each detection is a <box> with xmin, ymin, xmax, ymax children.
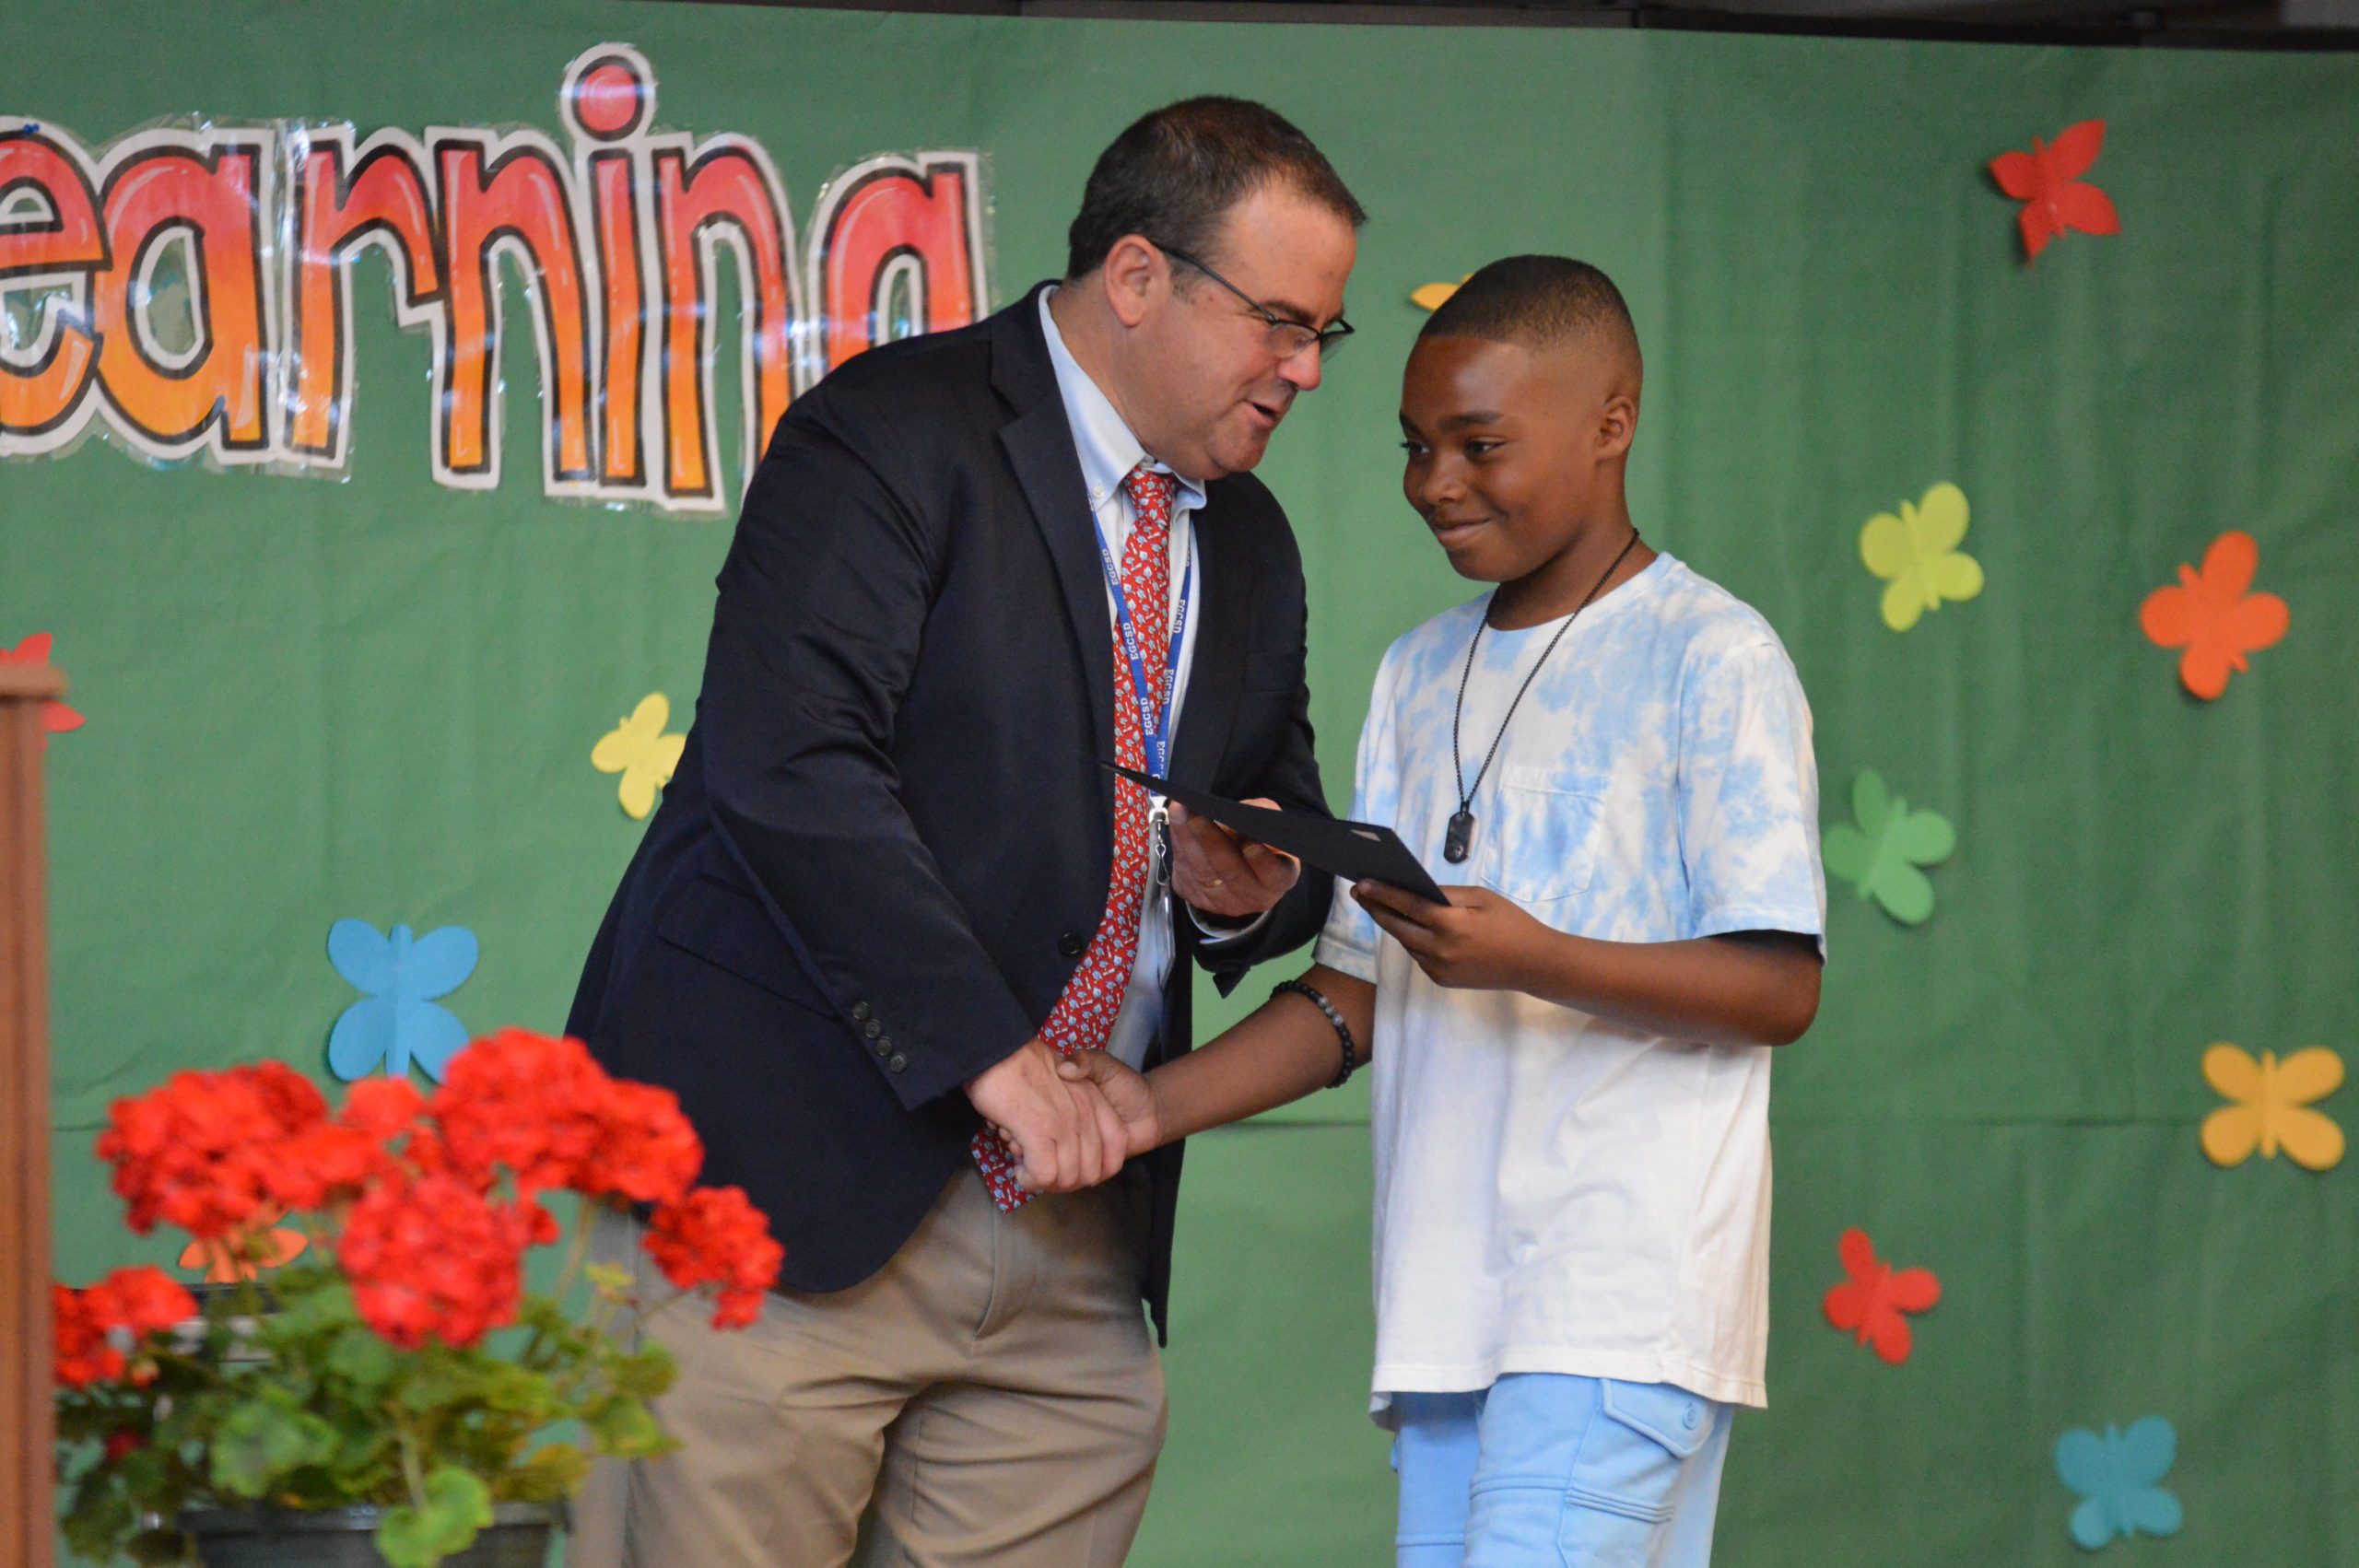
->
<box><xmin>1097</xmin><ymin>235</ymin><xmax>1165</xmax><ymax>330</ymax></box>
<box><xmin>1597</xmin><ymin>392</ymin><xmax>1639</xmax><ymax>462</ymax></box>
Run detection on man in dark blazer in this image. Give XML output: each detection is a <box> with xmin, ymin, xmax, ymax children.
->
<box><xmin>564</xmin><ymin>99</ymin><xmax>1363</xmax><ymax>1568</ymax></box>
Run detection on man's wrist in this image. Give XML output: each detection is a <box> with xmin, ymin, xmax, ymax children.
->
<box><xmin>963</xmin><ymin>1034</ymin><xmax>1043</xmax><ymax>1097</ymax></box>
<box><xmin>1189</xmin><ymin>901</ymin><xmax>1273</xmax><ymax>944</ymax></box>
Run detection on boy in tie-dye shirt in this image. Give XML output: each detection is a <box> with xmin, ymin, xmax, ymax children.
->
<box><xmin>1068</xmin><ymin>256</ymin><xmax>1825</xmax><ymax>1567</ymax></box>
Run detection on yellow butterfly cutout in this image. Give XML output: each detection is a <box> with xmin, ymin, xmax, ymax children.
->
<box><xmin>2201</xmin><ymin>1044</ymin><xmax>2343</xmax><ymax>1171</ymax></box>
<box><xmin>1412</xmin><ymin>276</ymin><xmax>1469</xmax><ymax>312</ymax></box>
<box><xmin>1860</xmin><ymin>482</ymin><xmax>1984</xmax><ymax>632</ymax></box>
<box><xmin>593</xmin><ymin>692</ymin><xmax>687</xmax><ymax>820</ymax></box>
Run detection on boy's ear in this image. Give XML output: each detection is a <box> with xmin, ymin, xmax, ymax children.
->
<box><xmin>1597</xmin><ymin>392</ymin><xmax>1639</xmax><ymax>462</ymax></box>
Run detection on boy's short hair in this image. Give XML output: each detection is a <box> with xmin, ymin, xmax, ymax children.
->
<box><xmin>1064</xmin><ymin>97</ymin><xmax>1366</xmax><ymax>281</ymax></box>
<box><xmin>1421</xmin><ymin>255</ymin><xmax>1642</xmax><ymax>374</ymax></box>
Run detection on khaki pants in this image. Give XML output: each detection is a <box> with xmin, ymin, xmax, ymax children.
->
<box><xmin>566</xmin><ymin>1167</ymin><xmax>1167</xmax><ymax>1568</ymax></box>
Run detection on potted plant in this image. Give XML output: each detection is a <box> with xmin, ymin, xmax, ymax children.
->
<box><xmin>53</xmin><ymin>1029</ymin><xmax>783</xmax><ymax>1567</ymax></box>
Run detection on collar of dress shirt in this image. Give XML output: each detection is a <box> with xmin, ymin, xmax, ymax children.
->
<box><xmin>1038</xmin><ymin>287</ymin><xmax>1208</xmax><ymax>523</ymax></box>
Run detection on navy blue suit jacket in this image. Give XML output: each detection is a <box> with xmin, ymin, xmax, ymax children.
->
<box><xmin>567</xmin><ymin>285</ymin><xmax>1332</xmax><ymax>1340</ymax></box>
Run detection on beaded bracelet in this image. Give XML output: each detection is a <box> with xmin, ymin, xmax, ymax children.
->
<box><xmin>1271</xmin><ymin>978</ymin><xmax>1357</xmax><ymax>1089</ymax></box>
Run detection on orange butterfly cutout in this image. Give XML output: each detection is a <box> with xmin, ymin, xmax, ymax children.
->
<box><xmin>1989</xmin><ymin>120</ymin><xmax>2120</xmax><ymax>261</ymax></box>
<box><xmin>0</xmin><ymin>632</ymin><xmax>85</xmax><ymax>744</ymax></box>
<box><xmin>1822</xmin><ymin>1228</ymin><xmax>1941</xmax><ymax>1364</ymax></box>
<box><xmin>2138</xmin><ymin>531</ymin><xmax>2289</xmax><ymax>700</ymax></box>
<box><xmin>180</xmin><ymin>1214</ymin><xmax>308</xmax><ymax>1283</ymax></box>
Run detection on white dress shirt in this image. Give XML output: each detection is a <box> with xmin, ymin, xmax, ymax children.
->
<box><xmin>1038</xmin><ymin>289</ymin><xmax>1263</xmax><ymax>1067</ymax></box>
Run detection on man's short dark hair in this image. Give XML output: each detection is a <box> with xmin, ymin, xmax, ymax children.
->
<box><xmin>1064</xmin><ymin>97</ymin><xmax>1365</xmax><ymax>280</ymax></box>
<box><xmin>1421</xmin><ymin>255</ymin><xmax>1642</xmax><ymax>372</ymax></box>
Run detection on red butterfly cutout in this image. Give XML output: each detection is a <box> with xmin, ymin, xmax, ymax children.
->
<box><xmin>1989</xmin><ymin>120</ymin><xmax>2120</xmax><ymax>261</ymax></box>
<box><xmin>0</xmin><ymin>632</ymin><xmax>85</xmax><ymax>744</ymax></box>
<box><xmin>1822</xmin><ymin>1228</ymin><xmax>1940</xmax><ymax>1364</ymax></box>
<box><xmin>2138</xmin><ymin>531</ymin><xmax>2289</xmax><ymax>700</ymax></box>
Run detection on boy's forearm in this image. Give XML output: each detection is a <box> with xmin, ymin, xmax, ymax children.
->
<box><xmin>1510</xmin><ymin>927</ymin><xmax>1820</xmax><ymax>1047</ymax></box>
<box><xmin>1147</xmin><ymin>964</ymin><xmax>1376</xmax><ymax>1144</ymax></box>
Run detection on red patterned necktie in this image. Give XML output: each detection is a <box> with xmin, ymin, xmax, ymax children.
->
<box><xmin>973</xmin><ymin>463</ymin><xmax>1177</xmax><ymax>1210</ymax></box>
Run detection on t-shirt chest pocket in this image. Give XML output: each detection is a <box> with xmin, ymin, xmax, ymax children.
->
<box><xmin>1474</xmin><ymin>764</ymin><xmax>1609</xmax><ymax>905</ymax></box>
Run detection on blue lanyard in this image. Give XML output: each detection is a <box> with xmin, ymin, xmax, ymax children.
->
<box><xmin>1091</xmin><ymin>507</ymin><xmax>1192</xmax><ymax>782</ymax></box>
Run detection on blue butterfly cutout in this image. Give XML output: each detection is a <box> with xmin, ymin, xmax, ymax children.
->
<box><xmin>325</xmin><ymin>919</ymin><xmax>479</xmax><ymax>1083</ymax></box>
<box><xmin>2056</xmin><ymin>1417</ymin><xmax>2183</xmax><ymax>1550</ymax></box>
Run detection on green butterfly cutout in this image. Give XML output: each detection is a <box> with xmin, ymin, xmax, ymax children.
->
<box><xmin>1823</xmin><ymin>769</ymin><xmax>1955</xmax><ymax>926</ymax></box>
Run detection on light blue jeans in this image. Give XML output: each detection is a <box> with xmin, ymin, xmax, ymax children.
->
<box><xmin>1392</xmin><ymin>1375</ymin><xmax>1732</xmax><ymax>1568</ymax></box>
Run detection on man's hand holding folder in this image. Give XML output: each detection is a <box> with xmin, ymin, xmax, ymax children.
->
<box><xmin>1167</xmin><ymin>797</ymin><xmax>1305</xmax><ymax>921</ymax></box>
<box><xmin>1106</xmin><ymin>763</ymin><xmax>1450</xmax><ymax>907</ymax></box>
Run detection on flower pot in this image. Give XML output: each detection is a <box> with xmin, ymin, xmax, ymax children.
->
<box><xmin>182</xmin><ymin>1504</ymin><xmax>557</xmax><ymax>1568</ymax></box>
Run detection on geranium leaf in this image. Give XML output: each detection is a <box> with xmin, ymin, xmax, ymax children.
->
<box><xmin>477</xmin><ymin>1362</ymin><xmax>553</xmax><ymax>1418</ymax></box>
<box><xmin>396</xmin><ymin>1354</ymin><xmax>472</xmax><ymax>1415</ymax></box>
<box><xmin>65</xmin><ymin>1493</ymin><xmax>136</xmax><ymax>1562</ymax></box>
<box><xmin>115</xmin><ymin>1444</ymin><xmax>168</xmax><ymax>1498</ymax></box>
<box><xmin>209</xmin><ymin>1402</ymin><xmax>333</xmax><ymax>1497</ymax></box>
<box><xmin>326</xmin><ymin>1405</ymin><xmax>395</xmax><ymax>1479</ymax></box>
<box><xmin>587</xmin><ymin>1394</ymin><xmax>670</xmax><ymax>1458</ymax></box>
<box><xmin>518</xmin><ymin>1295</ymin><xmax>571</xmax><ymax>1335</ymax></box>
<box><xmin>378</xmin><ymin>1467</ymin><xmax>492</xmax><ymax>1568</ymax></box>
<box><xmin>323</xmin><ymin>1326</ymin><xmax>398</xmax><ymax>1393</ymax></box>
<box><xmin>503</xmin><ymin>1443</ymin><xmax>593</xmax><ymax>1504</ymax></box>
<box><xmin>606</xmin><ymin>1342</ymin><xmax>675</xmax><ymax>1399</ymax></box>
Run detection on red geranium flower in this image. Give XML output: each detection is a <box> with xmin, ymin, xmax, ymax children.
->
<box><xmin>586</xmin><ymin>1080</ymin><xmax>702</xmax><ymax>1207</ymax></box>
<box><xmin>340</xmin><ymin>1076</ymin><xmax>428</xmax><ymax>1140</ymax></box>
<box><xmin>53</xmin><ymin>1285</ymin><xmax>123</xmax><ymax>1388</ymax></box>
<box><xmin>429</xmin><ymin>1030</ymin><xmax>703</xmax><ymax>1207</ymax></box>
<box><xmin>96</xmin><ymin>1062</ymin><xmax>333</xmax><ymax>1239</ymax></box>
<box><xmin>643</xmin><ymin>1187</ymin><xmax>782</xmax><ymax>1328</ymax></box>
<box><xmin>53</xmin><ymin>1268</ymin><xmax>198</xmax><ymax>1388</ymax></box>
<box><xmin>433</xmin><ymin>1029</ymin><xmax>613</xmax><ymax>1195</ymax></box>
<box><xmin>335</xmin><ymin>1170</ymin><xmax>533</xmax><ymax>1351</ymax></box>
<box><xmin>103</xmin><ymin>1265</ymin><xmax>201</xmax><ymax>1334</ymax></box>
<box><xmin>264</xmin><ymin>1121</ymin><xmax>392</xmax><ymax>1211</ymax></box>
<box><xmin>514</xmin><ymin>1196</ymin><xmax>564</xmax><ymax>1247</ymax></box>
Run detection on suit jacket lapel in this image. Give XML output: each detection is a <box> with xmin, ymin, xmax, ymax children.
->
<box><xmin>992</xmin><ymin>290</ymin><xmax>1117</xmax><ymax>825</ymax></box>
<box><xmin>990</xmin><ymin>287</ymin><xmax>1250</xmax><ymax>812</ymax></box>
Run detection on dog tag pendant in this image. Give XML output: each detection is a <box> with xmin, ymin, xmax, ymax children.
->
<box><xmin>1443</xmin><ymin>809</ymin><xmax>1474</xmax><ymax>864</ymax></box>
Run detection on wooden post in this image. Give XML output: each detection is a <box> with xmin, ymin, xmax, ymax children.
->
<box><xmin>0</xmin><ymin>661</ymin><xmax>60</xmax><ymax>1568</ymax></box>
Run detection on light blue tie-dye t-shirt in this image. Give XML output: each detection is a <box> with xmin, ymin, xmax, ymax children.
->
<box><xmin>1316</xmin><ymin>553</ymin><xmax>1825</xmax><ymax>1415</ymax></box>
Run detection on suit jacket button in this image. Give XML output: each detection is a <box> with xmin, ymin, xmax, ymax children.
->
<box><xmin>886</xmin><ymin>1053</ymin><xmax>908</xmax><ymax>1073</ymax></box>
<box><xmin>874</xmin><ymin>1036</ymin><xmax>893</xmax><ymax>1056</ymax></box>
<box><xmin>852</xmin><ymin>1001</ymin><xmax>874</xmax><ymax>1023</ymax></box>
<box><xmin>864</xmin><ymin>1020</ymin><xmax>882</xmax><ymax>1039</ymax></box>
<box><xmin>1057</xmin><ymin>931</ymin><xmax>1086</xmax><ymax>957</ymax></box>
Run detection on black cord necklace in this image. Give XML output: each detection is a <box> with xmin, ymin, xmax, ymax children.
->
<box><xmin>1445</xmin><ymin>530</ymin><xmax>1643</xmax><ymax>865</ymax></box>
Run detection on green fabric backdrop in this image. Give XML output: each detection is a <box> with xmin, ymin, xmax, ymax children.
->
<box><xmin>6</xmin><ymin>2</ymin><xmax>2355</xmax><ymax>1561</ymax></box>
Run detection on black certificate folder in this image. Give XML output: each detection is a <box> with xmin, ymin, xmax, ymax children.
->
<box><xmin>1103</xmin><ymin>763</ymin><xmax>1451</xmax><ymax>907</ymax></box>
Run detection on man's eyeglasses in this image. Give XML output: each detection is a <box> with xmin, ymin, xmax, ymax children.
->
<box><xmin>1159</xmin><ymin>245</ymin><xmax>1353</xmax><ymax>364</ymax></box>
